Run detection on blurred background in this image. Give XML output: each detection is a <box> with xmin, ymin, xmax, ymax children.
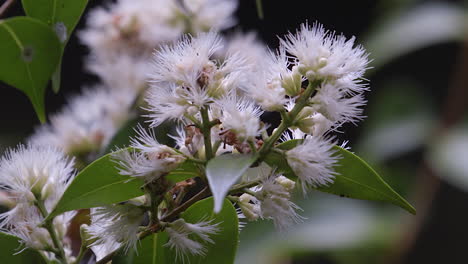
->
<box><xmin>1</xmin><ymin>0</ymin><xmax>468</xmax><ymax>263</ymax></box>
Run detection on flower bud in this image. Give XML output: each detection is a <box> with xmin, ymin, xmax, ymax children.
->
<box><xmin>238</xmin><ymin>194</ymin><xmax>260</xmax><ymax>221</ymax></box>
<box><xmin>275</xmin><ymin>176</ymin><xmax>296</xmax><ymax>192</ymax></box>
<box><xmin>186</xmin><ymin>105</ymin><xmax>199</xmax><ymax>116</ymax></box>
<box><xmin>282</xmin><ymin>67</ymin><xmax>303</xmax><ymax>97</ymax></box>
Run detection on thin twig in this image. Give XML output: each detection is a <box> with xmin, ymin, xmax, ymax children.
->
<box><xmin>0</xmin><ymin>0</ymin><xmax>16</xmax><ymax>18</ymax></box>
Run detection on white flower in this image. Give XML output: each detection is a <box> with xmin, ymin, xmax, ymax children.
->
<box><xmin>149</xmin><ymin>31</ymin><xmax>223</xmax><ymax>87</ymax></box>
<box><xmin>184</xmin><ymin>0</ymin><xmax>238</xmax><ymax>32</ymax></box>
<box><xmin>146</xmin><ymin>32</ymin><xmax>249</xmax><ymax>127</ymax></box>
<box><xmin>144</xmin><ymin>83</ymin><xmax>198</xmax><ymax>127</ymax></box>
<box><xmin>280</xmin><ymin>22</ymin><xmax>369</xmax><ymax>82</ymax></box>
<box><xmin>88</xmin><ymin>204</ymin><xmax>145</xmax><ymax>256</ymax></box>
<box><xmin>216</xmin><ymin>94</ymin><xmax>264</xmax><ymax>143</ymax></box>
<box><xmin>0</xmin><ymin>145</ymin><xmax>75</xmax><ymax>252</ymax></box>
<box><xmin>80</xmin><ymin>0</ymin><xmax>184</xmax><ymax>59</ymax></box>
<box><xmin>113</xmin><ymin>127</ymin><xmax>185</xmax><ymax>182</ymax></box>
<box><xmin>311</xmin><ymin>82</ymin><xmax>366</xmax><ymax>127</ymax></box>
<box><xmin>241</xmin><ymin>48</ymin><xmax>292</xmax><ymax>111</ymax></box>
<box><xmin>256</xmin><ymin>175</ymin><xmax>303</xmax><ymax>231</ymax></box>
<box><xmin>30</xmin><ymin>86</ymin><xmax>135</xmax><ymax>155</ymax></box>
<box><xmin>165</xmin><ymin>218</ymin><xmax>220</xmax><ymax>261</ymax></box>
<box><xmin>285</xmin><ymin>136</ymin><xmax>339</xmax><ymax>192</ymax></box>
<box><xmin>0</xmin><ymin>145</ymin><xmax>75</xmax><ymax>207</ymax></box>
<box><xmin>170</xmin><ymin>125</ymin><xmax>205</xmax><ymax>156</ymax></box>
<box><xmin>85</xmin><ymin>54</ymin><xmax>149</xmax><ymax>93</ymax></box>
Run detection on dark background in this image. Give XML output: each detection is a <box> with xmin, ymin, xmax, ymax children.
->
<box><xmin>0</xmin><ymin>0</ymin><xmax>466</xmax><ymax>263</ymax></box>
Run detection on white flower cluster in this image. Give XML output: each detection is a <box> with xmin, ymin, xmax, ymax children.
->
<box><xmin>10</xmin><ymin>0</ymin><xmax>370</xmax><ymax>259</ymax></box>
<box><xmin>137</xmin><ymin>22</ymin><xmax>367</xmax><ymax>236</ymax></box>
<box><xmin>0</xmin><ymin>145</ymin><xmax>76</xmax><ymax>262</ymax></box>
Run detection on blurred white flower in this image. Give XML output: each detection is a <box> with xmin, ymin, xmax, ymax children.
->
<box><xmin>184</xmin><ymin>0</ymin><xmax>238</xmax><ymax>32</ymax></box>
<box><xmin>30</xmin><ymin>87</ymin><xmax>135</xmax><ymax>155</ymax></box>
<box><xmin>165</xmin><ymin>218</ymin><xmax>220</xmax><ymax>261</ymax></box>
<box><xmin>256</xmin><ymin>175</ymin><xmax>303</xmax><ymax>231</ymax></box>
<box><xmin>85</xmin><ymin>54</ymin><xmax>149</xmax><ymax>93</ymax></box>
<box><xmin>80</xmin><ymin>0</ymin><xmax>184</xmax><ymax>59</ymax></box>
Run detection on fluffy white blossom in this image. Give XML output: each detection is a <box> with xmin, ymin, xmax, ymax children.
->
<box><xmin>87</xmin><ymin>204</ymin><xmax>145</xmax><ymax>257</ymax></box>
<box><xmin>165</xmin><ymin>218</ymin><xmax>220</xmax><ymax>261</ymax></box>
<box><xmin>216</xmin><ymin>94</ymin><xmax>263</xmax><ymax>143</ymax></box>
<box><xmin>280</xmin><ymin>22</ymin><xmax>369</xmax><ymax>83</ymax></box>
<box><xmin>30</xmin><ymin>87</ymin><xmax>135</xmax><ymax>156</ymax></box>
<box><xmin>0</xmin><ymin>145</ymin><xmax>75</xmax><ymax>207</ymax></box>
<box><xmin>241</xmin><ymin>48</ymin><xmax>293</xmax><ymax>111</ymax></box>
<box><xmin>286</xmin><ymin>136</ymin><xmax>339</xmax><ymax>192</ymax></box>
<box><xmin>311</xmin><ymin>82</ymin><xmax>366</xmax><ymax>127</ymax></box>
<box><xmin>146</xmin><ymin>32</ymin><xmax>249</xmax><ymax>127</ymax></box>
<box><xmin>0</xmin><ymin>145</ymin><xmax>76</xmax><ymax>253</ymax></box>
<box><xmin>112</xmin><ymin>126</ymin><xmax>185</xmax><ymax>182</ymax></box>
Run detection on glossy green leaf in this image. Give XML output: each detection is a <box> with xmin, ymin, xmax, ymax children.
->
<box><xmin>0</xmin><ymin>232</ymin><xmax>45</xmax><ymax>263</ymax></box>
<box><xmin>0</xmin><ymin>17</ymin><xmax>61</xmax><ymax>122</ymax></box>
<box><xmin>22</xmin><ymin>0</ymin><xmax>89</xmax><ymax>93</ymax></box>
<box><xmin>47</xmin><ymin>148</ymin><xmax>144</xmax><ymax>220</ymax></box>
<box><xmin>265</xmin><ymin>140</ymin><xmax>415</xmax><ymax>214</ymax></box>
<box><xmin>206</xmin><ymin>154</ymin><xmax>255</xmax><ymax>213</ymax></box>
<box><xmin>153</xmin><ymin>198</ymin><xmax>238</xmax><ymax>264</ymax></box>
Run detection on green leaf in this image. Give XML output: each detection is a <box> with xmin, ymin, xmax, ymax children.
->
<box><xmin>22</xmin><ymin>0</ymin><xmax>89</xmax><ymax>93</ymax></box>
<box><xmin>166</xmin><ymin>160</ymin><xmax>200</xmax><ymax>183</ymax></box>
<box><xmin>206</xmin><ymin>154</ymin><xmax>255</xmax><ymax>213</ymax></box>
<box><xmin>0</xmin><ymin>232</ymin><xmax>45</xmax><ymax>263</ymax></box>
<box><xmin>266</xmin><ymin>140</ymin><xmax>416</xmax><ymax>214</ymax></box>
<box><xmin>46</xmin><ymin>148</ymin><xmax>144</xmax><ymax>220</ymax></box>
<box><xmin>0</xmin><ymin>17</ymin><xmax>62</xmax><ymax>122</ymax></box>
<box><xmin>155</xmin><ymin>198</ymin><xmax>239</xmax><ymax>263</ymax></box>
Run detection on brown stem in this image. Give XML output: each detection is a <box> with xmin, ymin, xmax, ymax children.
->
<box><xmin>161</xmin><ymin>186</ymin><xmax>210</xmax><ymax>222</ymax></box>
